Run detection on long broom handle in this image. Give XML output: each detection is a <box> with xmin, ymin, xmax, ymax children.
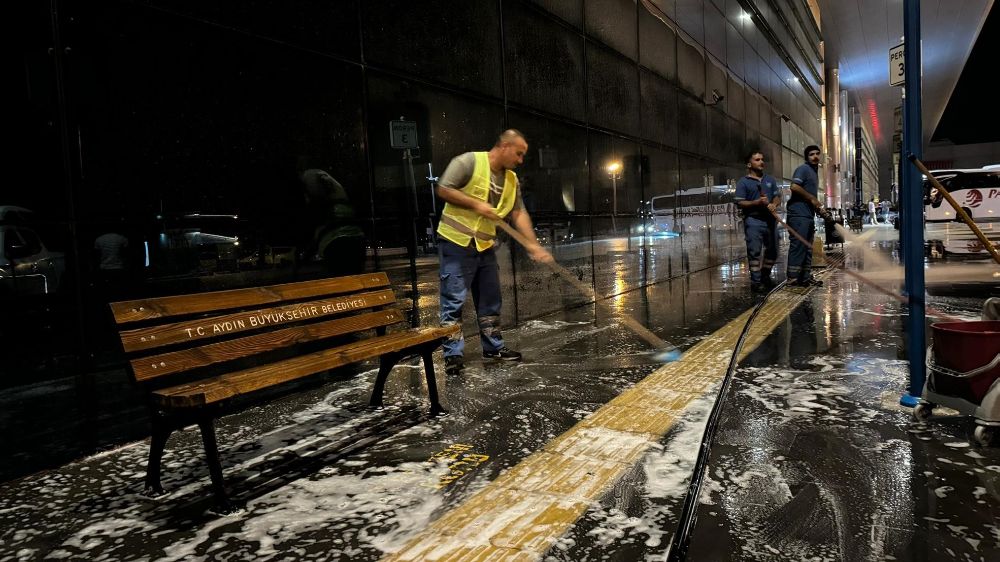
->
<box><xmin>770</xmin><ymin>209</ymin><xmax>961</xmax><ymax>322</ymax></box>
<box><xmin>493</xmin><ymin>220</ymin><xmax>673</xmax><ymax>351</ymax></box>
<box><xmin>909</xmin><ymin>154</ymin><xmax>1000</xmax><ymax>266</ymax></box>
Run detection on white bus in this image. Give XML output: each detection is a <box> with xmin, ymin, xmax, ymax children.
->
<box><xmin>924</xmin><ymin>167</ymin><xmax>1000</xmax><ymax>255</ymax></box>
<box><xmin>636</xmin><ymin>185</ymin><xmax>739</xmax><ymax>236</ymax></box>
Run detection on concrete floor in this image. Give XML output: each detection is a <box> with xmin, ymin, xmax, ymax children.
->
<box><xmin>1</xmin><ymin>224</ymin><xmax>998</xmax><ymax>561</ymax></box>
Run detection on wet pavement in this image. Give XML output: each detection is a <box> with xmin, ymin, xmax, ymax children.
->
<box><xmin>1</xmin><ymin>224</ymin><xmax>999</xmax><ymax>561</ymax></box>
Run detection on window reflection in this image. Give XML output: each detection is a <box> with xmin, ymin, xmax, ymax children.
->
<box><xmin>6</xmin><ymin>0</ymin><xmax>822</xmax><ymax>479</ymax></box>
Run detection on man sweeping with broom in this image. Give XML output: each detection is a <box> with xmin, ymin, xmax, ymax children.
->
<box><xmin>434</xmin><ymin>129</ymin><xmax>553</xmax><ymax>375</ymax></box>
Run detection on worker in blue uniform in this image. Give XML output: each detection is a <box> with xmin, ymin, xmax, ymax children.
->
<box><xmin>734</xmin><ymin>150</ymin><xmax>782</xmax><ymax>293</ymax></box>
<box><xmin>786</xmin><ymin>145</ymin><xmax>831</xmax><ymax>286</ymax></box>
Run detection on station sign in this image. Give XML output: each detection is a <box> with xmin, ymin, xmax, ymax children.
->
<box><xmin>889</xmin><ymin>43</ymin><xmax>905</xmax><ymax>87</ymax></box>
<box><xmin>390</xmin><ymin>120</ymin><xmax>418</xmax><ymax>149</ymax></box>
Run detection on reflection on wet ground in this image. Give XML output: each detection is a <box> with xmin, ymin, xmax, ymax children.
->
<box><xmin>1</xmin><ymin>230</ymin><xmax>998</xmax><ymax>561</ymax></box>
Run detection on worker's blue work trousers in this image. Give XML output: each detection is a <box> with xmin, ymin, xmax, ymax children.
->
<box><xmin>438</xmin><ymin>239</ymin><xmax>504</xmax><ymax>358</ymax></box>
<box><xmin>743</xmin><ymin>217</ymin><xmax>777</xmax><ymax>284</ymax></box>
<box><xmin>786</xmin><ymin>214</ymin><xmax>815</xmax><ymax>282</ymax></box>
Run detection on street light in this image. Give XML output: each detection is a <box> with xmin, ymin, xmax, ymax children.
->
<box><xmin>606</xmin><ymin>161</ymin><xmax>623</xmax><ymax>231</ymax></box>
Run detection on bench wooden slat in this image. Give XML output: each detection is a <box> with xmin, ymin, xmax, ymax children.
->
<box><xmin>115</xmin><ymin>273</ymin><xmax>453</xmax><ymax>510</ymax></box>
<box><xmin>111</xmin><ymin>272</ymin><xmax>390</xmax><ymax>324</ymax></box>
<box><xmin>152</xmin><ymin>325</ymin><xmax>459</xmax><ymax>408</ymax></box>
<box><xmin>132</xmin><ymin>308</ymin><xmax>407</xmax><ymax>381</ymax></box>
<box><xmin>120</xmin><ymin>289</ymin><xmax>396</xmax><ymax>353</ymax></box>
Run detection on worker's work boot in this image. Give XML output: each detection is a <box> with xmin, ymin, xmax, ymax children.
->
<box><xmin>444</xmin><ymin>356</ymin><xmax>465</xmax><ymax>375</ymax></box>
<box><xmin>482</xmin><ymin>347</ymin><xmax>522</xmax><ymax>361</ymax></box>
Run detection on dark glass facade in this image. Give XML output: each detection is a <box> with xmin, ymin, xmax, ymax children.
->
<box><xmin>2</xmin><ymin>0</ymin><xmax>822</xmax><ymax>479</ymax></box>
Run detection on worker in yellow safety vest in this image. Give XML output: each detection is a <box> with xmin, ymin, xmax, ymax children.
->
<box><xmin>435</xmin><ymin>129</ymin><xmax>553</xmax><ymax>375</ymax></box>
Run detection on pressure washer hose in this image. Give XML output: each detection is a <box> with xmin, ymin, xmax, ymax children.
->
<box><xmin>667</xmin><ymin>209</ymin><xmax>967</xmax><ymax>558</ymax></box>
<box><xmin>667</xmin><ymin>225</ymin><xmax>854</xmax><ymax>558</ymax></box>
<box><xmin>665</xmin><ymin>276</ymin><xmax>788</xmax><ymax>561</ymax></box>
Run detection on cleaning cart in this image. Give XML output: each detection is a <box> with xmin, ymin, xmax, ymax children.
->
<box><xmin>914</xmin><ymin>320</ymin><xmax>1000</xmax><ymax>445</ymax></box>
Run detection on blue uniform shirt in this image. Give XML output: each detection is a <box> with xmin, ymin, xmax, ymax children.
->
<box><xmin>788</xmin><ymin>162</ymin><xmax>819</xmax><ymax>217</ymax></box>
<box><xmin>734</xmin><ymin>174</ymin><xmax>779</xmax><ymax>220</ymax></box>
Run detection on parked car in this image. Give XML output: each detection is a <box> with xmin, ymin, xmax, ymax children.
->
<box><xmin>237</xmin><ymin>245</ymin><xmax>297</xmax><ymax>268</ymax></box>
<box><xmin>147</xmin><ymin>213</ymin><xmax>243</xmax><ymax>275</ymax></box>
<box><xmin>0</xmin><ymin>206</ymin><xmax>66</xmax><ymax>295</ymax></box>
<box><xmin>534</xmin><ymin>221</ymin><xmax>575</xmax><ymax>246</ymax></box>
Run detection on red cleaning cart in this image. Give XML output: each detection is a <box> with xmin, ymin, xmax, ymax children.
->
<box><xmin>914</xmin><ymin>320</ymin><xmax>1000</xmax><ymax>445</ymax></box>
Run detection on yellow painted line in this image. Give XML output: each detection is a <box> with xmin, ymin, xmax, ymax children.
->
<box><xmin>383</xmin><ymin>285</ymin><xmax>817</xmax><ymax>561</ymax></box>
<box><xmin>416</xmin><ymin>444</ymin><xmax>491</xmax><ymax>490</ymax></box>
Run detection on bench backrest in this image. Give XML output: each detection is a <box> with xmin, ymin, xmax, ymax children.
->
<box><xmin>110</xmin><ymin>273</ymin><xmax>403</xmax><ymax>389</ymax></box>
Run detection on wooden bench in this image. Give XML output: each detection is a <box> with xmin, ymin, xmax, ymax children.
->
<box><xmin>110</xmin><ymin>272</ymin><xmax>457</xmax><ymax>510</ymax></box>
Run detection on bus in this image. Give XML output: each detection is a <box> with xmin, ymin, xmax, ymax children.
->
<box><xmin>636</xmin><ymin>184</ymin><xmax>739</xmax><ymax>236</ymax></box>
<box><xmin>924</xmin><ymin>167</ymin><xmax>1000</xmax><ymax>255</ymax></box>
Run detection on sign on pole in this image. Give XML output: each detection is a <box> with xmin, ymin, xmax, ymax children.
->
<box><xmin>390</xmin><ymin>120</ymin><xmax>418</xmax><ymax>149</ymax></box>
<box><xmin>889</xmin><ymin>43</ymin><xmax>905</xmax><ymax>87</ymax></box>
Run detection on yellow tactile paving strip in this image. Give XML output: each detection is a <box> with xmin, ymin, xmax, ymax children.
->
<box><xmin>383</xmin><ymin>285</ymin><xmax>815</xmax><ymax>562</ymax></box>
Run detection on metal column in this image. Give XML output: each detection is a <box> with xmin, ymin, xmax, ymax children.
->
<box><xmin>900</xmin><ymin>0</ymin><xmax>925</xmax><ymax>407</ymax></box>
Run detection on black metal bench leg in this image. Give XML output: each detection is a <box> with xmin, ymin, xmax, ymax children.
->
<box><xmin>144</xmin><ymin>416</ymin><xmax>172</xmax><ymax>496</ymax></box>
<box><xmin>369</xmin><ymin>352</ymin><xmax>401</xmax><ymax>408</ymax></box>
<box><xmin>420</xmin><ymin>344</ymin><xmax>445</xmax><ymax>415</ymax></box>
<box><xmin>197</xmin><ymin>417</ymin><xmax>232</xmax><ymax>512</ymax></box>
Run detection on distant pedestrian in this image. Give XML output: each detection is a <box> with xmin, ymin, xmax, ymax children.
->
<box><xmin>94</xmin><ymin>231</ymin><xmax>129</xmax><ymax>273</ymax></box>
<box><xmin>94</xmin><ymin>228</ymin><xmax>131</xmax><ymax>298</ymax></box>
<box><xmin>880</xmin><ymin>199</ymin><xmax>890</xmax><ymax>223</ymax></box>
<box><xmin>868</xmin><ymin>198</ymin><xmax>879</xmax><ymax>225</ymax></box>
<box><xmin>734</xmin><ymin>150</ymin><xmax>781</xmax><ymax>294</ymax></box>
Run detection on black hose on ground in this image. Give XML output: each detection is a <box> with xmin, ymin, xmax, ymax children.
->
<box><xmin>665</xmin><ymin>278</ymin><xmax>788</xmax><ymax>561</ymax></box>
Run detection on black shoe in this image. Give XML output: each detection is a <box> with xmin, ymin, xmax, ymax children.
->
<box><xmin>750</xmin><ymin>283</ymin><xmax>768</xmax><ymax>294</ymax></box>
<box><xmin>444</xmin><ymin>356</ymin><xmax>464</xmax><ymax>375</ymax></box>
<box><xmin>804</xmin><ymin>277</ymin><xmax>824</xmax><ymax>287</ymax></box>
<box><xmin>761</xmin><ymin>276</ymin><xmax>776</xmax><ymax>289</ymax></box>
<box><xmin>482</xmin><ymin>347</ymin><xmax>522</xmax><ymax>361</ymax></box>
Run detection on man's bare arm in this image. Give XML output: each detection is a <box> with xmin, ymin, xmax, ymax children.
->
<box><xmin>508</xmin><ymin>208</ymin><xmax>553</xmax><ymax>263</ymax></box>
<box><xmin>789</xmin><ymin>184</ymin><xmax>823</xmax><ymax>209</ymax></box>
<box><xmin>790</xmin><ymin>184</ymin><xmax>829</xmax><ymax>217</ymax></box>
<box><xmin>737</xmin><ymin>198</ymin><xmax>768</xmax><ymax>209</ymax></box>
<box><xmin>769</xmin><ymin>193</ymin><xmax>782</xmax><ymax>211</ymax></box>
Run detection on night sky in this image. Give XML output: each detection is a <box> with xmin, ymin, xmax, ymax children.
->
<box><xmin>932</xmin><ymin>3</ymin><xmax>1000</xmax><ymax>144</ymax></box>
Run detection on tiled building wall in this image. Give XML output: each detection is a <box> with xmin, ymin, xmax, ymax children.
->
<box><xmin>2</xmin><ymin>0</ymin><xmax>823</xmax><ymax>479</ymax></box>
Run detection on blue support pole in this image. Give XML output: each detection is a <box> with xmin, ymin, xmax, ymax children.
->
<box><xmin>900</xmin><ymin>0</ymin><xmax>925</xmax><ymax>408</ymax></box>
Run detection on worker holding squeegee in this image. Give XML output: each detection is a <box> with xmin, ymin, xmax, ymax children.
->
<box><xmin>434</xmin><ymin>130</ymin><xmax>553</xmax><ymax>376</ymax></box>
<box><xmin>436</xmin><ymin>130</ymin><xmax>682</xmax><ymax>371</ymax></box>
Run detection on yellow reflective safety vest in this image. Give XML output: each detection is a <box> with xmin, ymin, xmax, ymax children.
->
<box><xmin>436</xmin><ymin>151</ymin><xmax>518</xmax><ymax>251</ymax></box>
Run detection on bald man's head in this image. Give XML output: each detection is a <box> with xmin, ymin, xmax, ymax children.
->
<box><xmin>495</xmin><ymin>129</ymin><xmax>527</xmax><ymax>147</ymax></box>
<box><xmin>492</xmin><ymin>129</ymin><xmax>528</xmax><ymax>169</ymax></box>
